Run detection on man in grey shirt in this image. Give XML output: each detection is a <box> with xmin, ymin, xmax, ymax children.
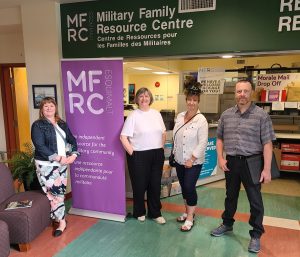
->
<box><xmin>211</xmin><ymin>80</ymin><xmax>276</xmax><ymax>253</ymax></box>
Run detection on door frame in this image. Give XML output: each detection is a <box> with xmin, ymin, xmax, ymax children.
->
<box><xmin>0</xmin><ymin>63</ymin><xmax>26</xmax><ymax>158</ymax></box>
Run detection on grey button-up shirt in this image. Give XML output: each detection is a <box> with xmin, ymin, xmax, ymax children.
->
<box><xmin>217</xmin><ymin>103</ymin><xmax>276</xmax><ymax>156</ymax></box>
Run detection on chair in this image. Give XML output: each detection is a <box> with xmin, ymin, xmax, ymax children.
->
<box><xmin>0</xmin><ymin>220</ymin><xmax>10</xmax><ymax>257</ymax></box>
<box><xmin>0</xmin><ymin>163</ymin><xmax>50</xmax><ymax>252</ymax></box>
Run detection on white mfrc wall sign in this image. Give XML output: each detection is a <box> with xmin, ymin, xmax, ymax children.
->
<box><xmin>198</xmin><ymin>67</ymin><xmax>225</xmax><ymax>94</ymax></box>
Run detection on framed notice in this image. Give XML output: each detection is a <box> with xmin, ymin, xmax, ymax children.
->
<box><xmin>32</xmin><ymin>84</ymin><xmax>57</xmax><ymax>109</ymax></box>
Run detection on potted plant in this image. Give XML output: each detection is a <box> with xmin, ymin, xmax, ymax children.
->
<box><xmin>4</xmin><ymin>142</ymin><xmax>40</xmax><ymax>191</ymax></box>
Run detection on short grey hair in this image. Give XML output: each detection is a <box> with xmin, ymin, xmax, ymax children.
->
<box><xmin>134</xmin><ymin>87</ymin><xmax>154</xmax><ymax>106</ymax></box>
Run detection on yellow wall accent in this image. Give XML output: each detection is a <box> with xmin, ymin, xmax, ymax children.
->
<box><xmin>127</xmin><ymin>74</ymin><xmax>179</xmax><ymax>111</ymax></box>
<box><xmin>14</xmin><ymin>67</ymin><xmax>31</xmax><ymax>151</ymax></box>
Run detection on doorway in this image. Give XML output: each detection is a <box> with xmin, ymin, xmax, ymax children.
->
<box><xmin>0</xmin><ymin>64</ymin><xmax>30</xmax><ymax>158</ymax></box>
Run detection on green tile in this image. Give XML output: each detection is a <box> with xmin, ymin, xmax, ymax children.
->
<box><xmin>55</xmin><ymin>212</ymin><xmax>257</xmax><ymax>257</ymax></box>
<box><xmin>162</xmin><ymin>186</ymin><xmax>300</xmax><ymax>220</ymax></box>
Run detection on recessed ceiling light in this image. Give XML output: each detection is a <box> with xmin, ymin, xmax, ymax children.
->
<box><xmin>221</xmin><ymin>55</ymin><xmax>233</xmax><ymax>59</ymax></box>
<box><xmin>132</xmin><ymin>67</ymin><xmax>152</xmax><ymax>71</ymax></box>
<box><xmin>152</xmin><ymin>71</ymin><xmax>172</xmax><ymax>75</ymax></box>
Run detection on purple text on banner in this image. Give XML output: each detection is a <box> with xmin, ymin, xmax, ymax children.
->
<box><xmin>61</xmin><ymin>58</ymin><xmax>125</xmax><ymax>216</ymax></box>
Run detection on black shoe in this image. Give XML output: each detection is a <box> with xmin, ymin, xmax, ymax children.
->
<box><xmin>211</xmin><ymin>224</ymin><xmax>233</xmax><ymax>237</ymax></box>
<box><xmin>53</xmin><ymin>221</ymin><xmax>67</xmax><ymax>237</ymax></box>
<box><xmin>53</xmin><ymin>229</ymin><xmax>63</xmax><ymax>237</ymax></box>
<box><xmin>248</xmin><ymin>237</ymin><xmax>260</xmax><ymax>253</ymax></box>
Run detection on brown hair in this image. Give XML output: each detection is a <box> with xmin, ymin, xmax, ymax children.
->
<box><xmin>236</xmin><ymin>79</ymin><xmax>254</xmax><ymax>90</ymax></box>
<box><xmin>184</xmin><ymin>77</ymin><xmax>202</xmax><ymax>102</ymax></box>
<box><xmin>39</xmin><ymin>97</ymin><xmax>61</xmax><ymax>122</ymax></box>
<box><xmin>134</xmin><ymin>87</ymin><xmax>154</xmax><ymax>106</ymax></box>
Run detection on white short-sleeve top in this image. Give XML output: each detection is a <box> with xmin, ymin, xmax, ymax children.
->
<box><xmin>121</xmin><ymin>109</ymin><xmax>166</xmax><ymax>151</ymax></box>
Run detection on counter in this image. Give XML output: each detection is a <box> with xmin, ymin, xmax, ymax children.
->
<box><xmin>275</xmin><ymin>133</ymin><xmax>300</xmax><ymax>140</ymax></box>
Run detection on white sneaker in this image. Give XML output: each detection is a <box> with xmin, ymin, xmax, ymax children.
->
<box><xmin>137</xmin><ymin>215</ymin><xmax>145</xmax><ymax>222</ymax></box>
<box><xmin>154</xmin><ymin>216</ymin><xmax>166</xmax><ymax>224</ymax></box>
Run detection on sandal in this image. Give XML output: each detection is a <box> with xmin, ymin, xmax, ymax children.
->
<box><xmin>180</xmin><ymin>220</ymin><xmax>194</xmax><ymax>232</ymax></box>
<box><xmin>176</xmin><ymin>213</ymin><xmax>187</xmax><ymax>223</ymax></box>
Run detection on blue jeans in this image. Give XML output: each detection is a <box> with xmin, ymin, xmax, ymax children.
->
<box><xmin>175</xmin><ymin>163</ymin><xmax>202</xmax><ymax>206</ymax></box>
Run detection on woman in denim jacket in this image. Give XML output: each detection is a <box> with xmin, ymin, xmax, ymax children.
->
<box><xmin>31</xmin><ymin>97</ymin><xmax>79</xmax><ymax>237</ymax></box>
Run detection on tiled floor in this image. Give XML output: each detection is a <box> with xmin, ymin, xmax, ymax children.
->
<box><xmin>8</xmin><ymin>172</ymin><xmax>300</xmax><ymax>257</ymax></box>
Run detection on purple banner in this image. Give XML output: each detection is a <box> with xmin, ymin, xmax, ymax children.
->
<box><xmin>61</xmin><ymin>59</ymin><xmax>125</xmax><ymax>217</ymax></box>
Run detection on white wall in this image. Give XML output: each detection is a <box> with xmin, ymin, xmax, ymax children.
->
<box><xmin>0</xmin><ymin>7</ymin><xmax>25</xmax><ymax>63</ymax></box>
<box><xmin>0</xmin><ymin>31</ymin><xmax>25</xmax><ymax>63</ymax></box>
<box><xmin>21</xmin><ymin>1</ymin><xmax>63</xmax><ymax>124</ymax></box>
<box><xmin>0</xmin><ymin>7</ymin><xmax>21</xmax><ymax>26</ymax></box>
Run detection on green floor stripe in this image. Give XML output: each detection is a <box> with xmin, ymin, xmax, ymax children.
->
<box><xmin>55</xmin><ymin>212</ymin><xmax>258</xmax><ymax>257</ymax></box>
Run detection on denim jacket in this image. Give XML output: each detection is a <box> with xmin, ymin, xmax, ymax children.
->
<box><xmin>31</xmin><ymin>118</ymin><xmax>79</xmax><ymax>161</ymax></box>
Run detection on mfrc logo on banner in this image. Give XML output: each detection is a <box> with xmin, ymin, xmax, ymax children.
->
<box><xmin>66</xmin><ymin>69</ymin><xmax>104</xmax><ymax>114</ymax></box>
<box><xmin>61</xmin><ymin>59</ymin><xmax>126</xmax><ymax>222</ymax></box>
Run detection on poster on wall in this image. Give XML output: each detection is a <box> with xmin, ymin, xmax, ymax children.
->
<box><xmin>256</xmin><ymin>73</ymin><xmax>300</xmax><ymax>102</ymax></box>
<box><xmin>198</xmin><ymin>67</ymin><xmax>225</xmax><ymax>94</ymax></box>
<box><xmin>256</xmin><ymin>73</ymin><xmax>300</xmax><ymax>91</ymax></box>
<box><xmin>199</xmin><ymin>137</ymin><xmax>217</xmax><ymax>179</ymax></box>
<box><xmin>61</xmin><ymin>58</ymin><xmax>126</xmax><ymax>222</ymax></box>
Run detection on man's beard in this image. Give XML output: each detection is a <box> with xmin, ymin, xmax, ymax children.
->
<box><xmin>238</xmin><ymin>98</ymin><xmax>248</xmax><ymax>105</ymax></box>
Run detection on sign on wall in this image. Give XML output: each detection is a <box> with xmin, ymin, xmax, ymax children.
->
<box><xmin>200</xmin><ymin>137</ymin><xmax>217</xmax><ymax>179</ymax></box>
<box><xmin>256</xmin><ymin>73</ymin><xmax>300</xmax><ymax>91</ymax></box>
<box><xmin>198</xmin><ymin>67</ymin><xmax>225</xmax><ymax>94</ymax></box>
<box><xmin>61</xmin><ymin>58</ymin><xmax>126</xmax><ymax>222</ymax></box>
<box><xmin>60</xmin><ymin>0</ymin><xmax>300</xmax><ymax>58</ymax></box>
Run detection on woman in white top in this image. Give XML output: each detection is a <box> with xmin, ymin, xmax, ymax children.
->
<box><xmin>120</xmin><ymin>88</ymin><xmax>166</xmax><ymax>224</ymax></box>
<box><xmin>173</xmin><ymin>79</ymin><xmax>208</xmax><ymax>232</ymax></box>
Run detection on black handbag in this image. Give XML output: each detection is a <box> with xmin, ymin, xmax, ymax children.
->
<box><xmin>168</xmin><ymin>153</ymin><xmax>176</xmax><ymax>167</ymax></box>
<box><xmin>169</xmin><ymin>113</ymin><xmax>199</xmax><ymax>167</ymax></box>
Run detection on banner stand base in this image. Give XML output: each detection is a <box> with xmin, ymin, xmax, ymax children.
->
<box><xmin>69</xmin><ymin>207</ymin><xmax>126</xmax><ymax>223</ymax></box>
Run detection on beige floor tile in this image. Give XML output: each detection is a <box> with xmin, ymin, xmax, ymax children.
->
<box><xmin>205</xmin><ymin>173</ymin><xmax>300</xmax><ymax>197</ymax></box>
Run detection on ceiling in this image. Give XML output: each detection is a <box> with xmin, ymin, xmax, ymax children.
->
<box><xmin>123</xmin><ymin>60</ymin><xmax>181</xmax><ymax>75</ymax></box>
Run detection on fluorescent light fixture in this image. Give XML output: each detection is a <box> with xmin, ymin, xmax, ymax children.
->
<box><xmin>132</xmin><ymin>67</ymin><xmax>152</xmax><ymax>71</ymax></box>
<box><xmin>153</xmin><ymin>71</ymin><xmax>171</xmax><ymax>75</ymax></box>
<box><xmin>221</xmin><ymin>55</ymin><xmax>233</xmax><ymax>59</ymax></box>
